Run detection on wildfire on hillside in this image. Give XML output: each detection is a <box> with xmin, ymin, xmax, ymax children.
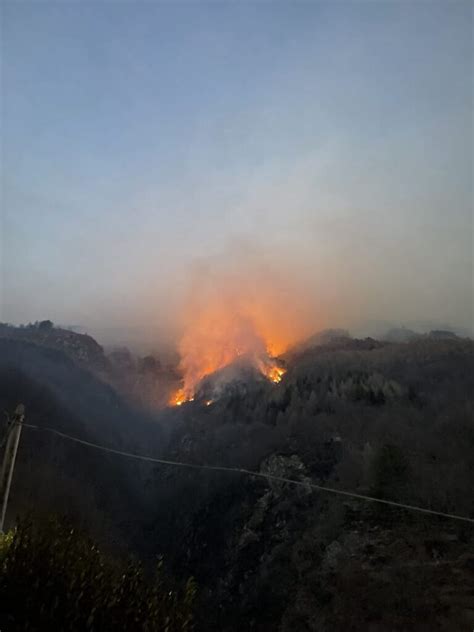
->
<box><xmin>168</xmin><ymin>305</ymin><xmax>289</xmax><ymax>407</ymax></box>
<box><xmin>166</xmin><ymin>263</ymin><xmax>315</xmax><ymax>407</ymax></box>
<box><xmin>260</xmin><ymin>362</ymin><xmax>286</xmax><ymax>384</ymax></box>
<box><xmin>171</xmin><ymin>389</ymin><xmax>193</xmax><ymax>406</ymax></box>
<box><xmin>168</xmin><ymin>352</ymin><xmax>286</xmax><ymax>407</ymax></box>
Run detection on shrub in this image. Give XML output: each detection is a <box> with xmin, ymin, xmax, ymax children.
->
<box><xmin>0</xmin><ymin>516</ymin><xmax>196</xmax><ymax>632</ymax></box>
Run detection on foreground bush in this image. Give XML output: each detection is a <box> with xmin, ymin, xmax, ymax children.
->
<box><xmin>0</xmin><ymin>516</ymin><xmax>196</xmax><ymax>631</ymax></box>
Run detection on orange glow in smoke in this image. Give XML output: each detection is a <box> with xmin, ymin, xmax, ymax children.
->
<box><xmin>165</xmin><ymin>257</ymin><xmax>320</xmax><ymax>408</ymax></box>
<box><xmin>167</xmin><ymin>280</ymin><xmax>304</xmax><ymax>406</ymax></box>
<box><xmin>169</xmin><ymin>352</ymin><xmax>286</xmax><ymax>407</ymax></box>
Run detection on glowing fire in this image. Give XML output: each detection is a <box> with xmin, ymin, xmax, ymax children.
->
<box><xmin>168</xmin><ymin>324</ymin><xmax>288</xmax><ymax>407</ymax></box>
<box><xmin>167</xmin><ymin>265</ymin><xmax>314</xmax><ymax>407</ymax></box>
<box><xmin>265</xmin><ymin>364</ymin><xmax>286</xmax><ymax>384</ymax></box>
<box><xmin>253</xmin><ymin>353</ymin><xmax>286</xmax><ymax>384</ymax></box>
<box><xmin>171</xmin><ymin>389</ymin><xmax>187</xmax><ymax>406</ymax></box>
<box><xmin>169</xmin><ymin>354</ymin><xmax>286</xmax><ymax>407</ymax></box>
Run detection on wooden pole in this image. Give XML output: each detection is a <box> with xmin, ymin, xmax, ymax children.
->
<box><xmin>0</xmin><ymin>405</ymin><xmax>25</xmax><ymax>532</ymax></box>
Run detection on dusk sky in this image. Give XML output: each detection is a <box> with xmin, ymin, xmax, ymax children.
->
<box><xmin>2</xmin><ymin>1</ymin><xmax>472</xmax><ymax>345</ymax></box>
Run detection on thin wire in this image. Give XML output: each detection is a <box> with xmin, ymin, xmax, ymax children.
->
<box><xmin>20</xmin><ymin>421</ymin><xmax>474</xmax><ymax>525</ymax></box>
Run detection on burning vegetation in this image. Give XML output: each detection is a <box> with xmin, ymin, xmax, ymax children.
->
<box><xmin>167</xmin><ymin>290</ymin><xmax>296</xmax><ymax>406</ymax></box>
<box><xmin>169</xmin><ymin>350</ymin><xmax>286</xmax><ymax>407</ymax></box>
<box><xmin>170</xmin><ymin>389</ymin><xmax>193</xmax><ymax>407</ymax></box>
<box><xmin>260</xmin><ymin>362</ymin><xmax>286</xmax><ymax>384</ymax></box>
<box><xmin>166</xmin><ymin>261</ymin><xmax>319</xmax><ymax>407</ymax></box>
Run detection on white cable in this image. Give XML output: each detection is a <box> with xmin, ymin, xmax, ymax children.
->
<box><xmin>20</xmin><ymin>422</ymin><xmax>474</xmax><ymax>525</ymax></box>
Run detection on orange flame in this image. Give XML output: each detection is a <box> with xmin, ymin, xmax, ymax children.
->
<box><xmin>170</xmin><ymin>388</ymin><xmax>194</xmax><ymax>406</ymax></box>
<box><xmin>168</xmin><ymin>308</ymin><xmax>291</xmax><ymax>406</ymax></box>
<box><xmin>168</xmin><ymin>353</ymin><xmax>286</xmax><ymax>407</ymax></box>
<box><xmin>263</xmin><ymin>363</ymin><xmax>286</xmax><ymax>384</ymax></box>
<box><xmin>167</xmin><ymin>263</ymin><xmax>314</xmax><ymax>407</ymax></box>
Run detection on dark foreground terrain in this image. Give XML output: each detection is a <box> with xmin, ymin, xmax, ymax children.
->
<box><xmin>0</xmin><ymin>325</ymin><xmax>473</xmax><ymax>630</ymax></box>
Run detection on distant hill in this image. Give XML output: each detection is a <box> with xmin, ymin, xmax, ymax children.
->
<box><xmin>291</xmin><ymin>328</ymin><xmax>351</xmax><ymax>351</ymax></box>
<box><xmin>428</xmin><ymin>329</ymin><xmax>459</xmax><ymax>339</ymax></box>
<box><xmin>0</xmin><ymin>323</ymin><xmax>181</xmax><ymax>410</ymax></box>
<box><xmin>285</xmin><ymin>330</ymin><xmax>384</xmax><ymax>365</ymax></box>
<box><xmin>382</xmin><ymin>327</ymin><xmax>463</xmax><ymax>343</ymax></box>
<box><xmin>0</xmin><ymin>321</ymin><xmax>108</xmax><ymax>372</ymax></box>
<box><xmin>382</xmin><ymin>326</ymin><xmax>421</xmax><ymax>342</ymax></box>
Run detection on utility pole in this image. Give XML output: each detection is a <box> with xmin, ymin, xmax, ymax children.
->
<box><xmin>0</xmin><ymin>404</ymin><xmax>25</xmax><ymax>532</ymax></box>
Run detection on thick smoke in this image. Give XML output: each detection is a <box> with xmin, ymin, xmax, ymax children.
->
<box><xmin>174</xmin><ymin>253</ymin><xmax>317</xmax><ymax>399</ymax></box>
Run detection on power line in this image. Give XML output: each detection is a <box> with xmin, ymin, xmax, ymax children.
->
<box><xmin>20</xmin><ymin>421</ymin><xmax>474</xmax><ymax>525</ymax></box>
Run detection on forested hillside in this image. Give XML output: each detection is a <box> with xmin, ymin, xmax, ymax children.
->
<box><xmin>1</xmin><ymin>327</ymin><xmax>473</xmax><ymax>630</ymax></box>
<box><xmin>146</xmin><ymin>336</ymin><xmax>474</xmax><ymax>630</ymax></box>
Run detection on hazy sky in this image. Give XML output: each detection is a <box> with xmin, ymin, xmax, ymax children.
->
<box><xmin>1</xmin><ymin>1</ymin><xmax>472</xmax><ymax>344</ymax></box>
